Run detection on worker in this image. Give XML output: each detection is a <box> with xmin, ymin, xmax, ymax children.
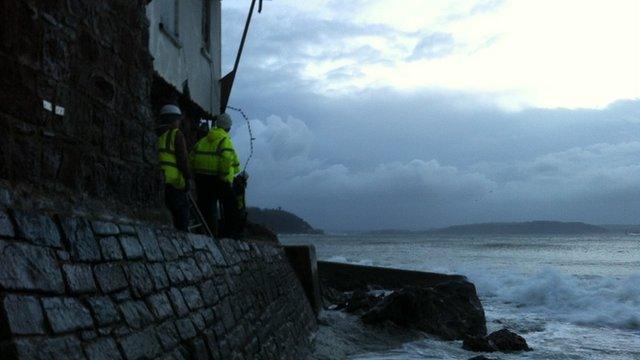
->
<box><xmin>157</xmin><ymin>104</ymin><xmax>192</xmax><ymax>231</ymax></box>
<box><xmin>190</xmin><ymin>113</ymin><xmax>241</xmax><ymax>237</ymax></box>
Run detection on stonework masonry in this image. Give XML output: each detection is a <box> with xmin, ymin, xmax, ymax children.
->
<box><xmin>0</xmin><ymin>1</ymin><xmax>161</xmax><ymax>215</ymax></box>
<box><xmin>1</xmin><ymin>2</ymin><xmax>318</xmax><ymax>358</ymax></box>
<box><xmin>0</xmin><ymin>207</ymin><xmax>317</xmax><ymax>359</ymax></box>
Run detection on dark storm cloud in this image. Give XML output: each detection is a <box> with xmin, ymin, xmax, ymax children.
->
<box><xmin>222</xmin><ymin>3</ymin><xmax>640</xmax><ymax>231</ymax></box>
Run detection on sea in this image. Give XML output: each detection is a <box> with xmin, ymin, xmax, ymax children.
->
<box><xmin>280</xmin><ymin>233</ymin><xmax>640</xmax><ymax>359</ymax></box>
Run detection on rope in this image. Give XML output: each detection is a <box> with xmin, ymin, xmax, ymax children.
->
<box><xmin>226</xmin><ymin>106</ymin><xmax>255</xmax><ymax>171</ymax></box>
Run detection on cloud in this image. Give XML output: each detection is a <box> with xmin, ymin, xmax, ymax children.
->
<box><xmin>221</xmin><ymin>1</ymin><xmax>640</xmax><ymax>230</ymax></box>
<box><xmin>230</xmin><ymin>103</ymin><xmax>640</xmax><ymax>230</ymax></box>
<box><xmin>408</xmin><ymin>33</ymin><xmax>456</xmax><ymax>60</ymax></box>
<box><xmin>224</xmin><ymin>0</ymin><xmax>640</xmax><ymax>109</ymax></box>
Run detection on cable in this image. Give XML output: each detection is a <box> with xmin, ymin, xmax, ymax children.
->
<box><xmin>226</xmin><ymin>106</ymin><xmax>255</xmax><ymax>171</ymax></box>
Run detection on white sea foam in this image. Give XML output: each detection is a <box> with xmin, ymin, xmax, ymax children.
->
<box><xmin>466</xmin><ymin>268</ymin><xmax>640</xmax><ymax>330</ymax></box>
<box><xmin>326</xmin><ymin>255</ymin><xmax>375</xmax><ymax>266</ymax></box>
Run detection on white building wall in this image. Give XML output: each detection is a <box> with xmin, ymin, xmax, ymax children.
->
<box><xmin>146</xmin><ymin>0</ymin><xmax>222</xmax><ymax>115</ymax></box>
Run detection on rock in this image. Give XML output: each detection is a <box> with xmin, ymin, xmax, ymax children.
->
<box><xmin>463</xmin><ymin>336</ymin><xmax>496</xmax><ymax>352</ymax></box>
<box><xmin>147</xmin><ymin>263</ymin><xmax>170</xmax><ymax>290</ymax></box>
<box><xmin>181</xmin><ymin>286</ymin><xmax>205</xmax><ymax>311</ymax></box>
<box><xmin>1</xmin><ymin>294</ymin><xmax>46</xmax><ymax>334</ymax></box>
<box><xmin>99</xmin><ymin>236</ymin><xmax>124</xmax><ymax>260</ymax></box>
<box><xmin>340</xmin><ymin>289</ymin><xmax>383</xmax><ymax>313</ymax></box>
<box><xmin>94</xmin><ymin>263</ymin><xmax>128</xmax><ymax>293</ymax></box>
<box><xmin>118</xmin><ymin>328</ymin><xmax>162</xmax><ymax>360</ymax></box>
<box><xmin>157</xmin><ymin>234</ymin><xmax>180</xmax><ymax>260</ymax></box>
<box><xmin>125</xmin><ymin>263</ymin><xmax>154</xmax><ymax>297</ymax></box>
<box><xmin>0</xmin><ymin>210</ymin><xmax>15</xmax><ymax>237</ymax></box>
<box><xmin>0</xmin><ymin>240</ymin><xmax>65</xmax><ymax>293</ymax></box>
<box><xmin>119</xmin><ymin>300</ymin><xmax>154</xmax><ymax>329</ymax></box>
<box><xmin>60</xmin><ymin>217</ymin><xmax>102</xmax><ymax>261</ymax></box>
<box><xmin>243</xmin><ymin>221</ymin><xmax>280</xmax><ymax>243</ymax></box>
<box><xmin>175</xmin><ymin>318</ymin><xmax>197</xmax><ymax>340</ymax></box>
<box><xmin>12</xmin><ymin>210</ymin><xmax>61</xmax><ymax>247</ymax></box>
<box><xmin>62</xmin><ymin>264</ymin><xmax>97</xmax><ymax>294</ymax></box>
<box><xmin>463</xmin><ymin>328</ymin><xmax>531</xmax><ymax>353</ymax></box>
<box><xmin>167</xmin><ymin>287</ymin><xmax>190</xmax><ymax>317</ymax></box>
<box><xmin>13</xmin><ymin>335</ymin><xmax>85</xmax><ymax>360</ymax></box>
<box><xmin>119</xmin><ymin>235</ymin><xmax>144</xmax><ymax>259</ymax></box>
<box><xmin>84</xmin><ymin>337</ymin><xmax>123</xmax><ymax>360</ymax></box>
<box><xmin>147</xmin><ymin>293</ymin><xmax>174</xmax><ymax>320</ymax></box>
<box><xmin>136</xmin><ymin>226</ymin><xmax>164</xmax><ymax>261</ymax></box>
<box><xmin>199</xmin><ymin>280</ymin><xmax>220</xmax><ymax>306</ymax></box>
<box><xmin>91</xmin><ymin>221</ymin><xmax>120</xmax><ymax>236</ymax></box>
<box><xmin>42</xmin><ymin>297</ymin><xmax>94</xmax><ymax>333</ymax></box>
<box><xmin>486</xmin><ymin>328</ymin><xmax>531</xmax><ymax>352</ymax></box>
<box><xmin>86</xmin><ymin>296</ymin><xmax>121</xmax><ymax>326</ymax></box>
<box><xmin>155</xmin><ymin>320</ymin><xmax>180</xmax><ymax>350</ymax></box>
<box><xmin>361</xmin><ymin>281</ymin><xmax>487</xmax><ymax>340</ymax></box>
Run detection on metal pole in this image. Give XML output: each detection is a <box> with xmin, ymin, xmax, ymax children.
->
<box><xmin>233</xmin><ymin>0</ymin><xmax>257</xmax><ymax>75</ymax></box>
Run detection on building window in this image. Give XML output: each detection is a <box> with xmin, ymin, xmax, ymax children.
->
<box><xmin>202</xmin><ymin>0</ymin><xmax>212</xmax><ymax>53</ymax></box>
<box><xmin>160</xmin><ymin>0</ymin><xmax>181</xmax><ymax>46</ymax></box>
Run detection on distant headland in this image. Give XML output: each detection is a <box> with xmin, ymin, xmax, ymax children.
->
<box><xmin>429</xmin><ymin>221</ymin><xmax>608</xmax><ymax>235</ymax></box>
<box><xmin>368</xmin><ymin>221</ymin><xmax>610</xmax><ymax>235</ymax></box>
<box><xmin>247</xmin><ymin>207</ymin><xmax>324</xmax><ymax>235</ymax></box>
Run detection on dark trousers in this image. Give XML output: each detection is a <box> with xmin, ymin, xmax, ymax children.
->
<box><xmin>195</xmin><ymin>174</ymin><xmax>236</xmax><ymax>237</ymax></box>
<box><xmin>164</xmin><ymin>185</ymin><xmax>189</xmax><ymax>232</ymax></box>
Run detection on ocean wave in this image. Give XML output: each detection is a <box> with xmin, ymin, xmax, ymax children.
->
<box><xmin>467</xmin><ymin>268</ymin><xmax>640</xmax><ymax>330</ymax></box>
<box><xmin>326</xmin><ymin>255</ymin><xmax>375</xmax><ymax>266</ymax></box>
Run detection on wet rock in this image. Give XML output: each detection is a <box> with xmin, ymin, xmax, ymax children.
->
<box><xmin>486</xmin><ymin>328</ymin><xmax>531</xmax><ymax>352</ymax></box>
<box><xmin>463</xmin><ymin>328</ymin><xmax>531</xmax><ymax>353</ymax></box>
<box><xmin>338</xmin><ymin>289</ymin><xmax>384</xmax><ymax>313</ymax></box>
<box><xmin>361</xmin><ymin>281</ymin><xmax>487</xmax><ymax>340</ymax></box>
<box><xmin>462</xmin><ymin>336</ymin><xmax>496</xmax><ymax>352</ymax></box>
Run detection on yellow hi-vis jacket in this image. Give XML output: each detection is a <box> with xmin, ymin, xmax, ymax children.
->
<box><xmin>157</xmin><ymin>128</ymin><xmax>186</xmax><ymax>190</ymax></box>
<box><xmin>190</xmin><ymin>127</ymin><xmax>240</xmax><ymax>183</ymax></box>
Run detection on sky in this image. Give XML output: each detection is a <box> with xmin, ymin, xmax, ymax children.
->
<box><xmin>220</xmin><ymin>0</ymin><xmax>640</xmax><ymax>231</ymax></box>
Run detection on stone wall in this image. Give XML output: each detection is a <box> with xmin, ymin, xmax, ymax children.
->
<box><xmin>0</xmin><ymin>208</ymin><xmax>317</xmax><ymax>359</ymax></box>
<box><xmin>0</xmin><ymin>1</ymin><xmax>161</xmax><ymax>212</ymax></box>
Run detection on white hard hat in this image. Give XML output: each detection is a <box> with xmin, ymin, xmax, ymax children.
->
<box><xmin>216</xmin><ymin>113</ymin><xmax>232</xmax><ymax>130</ymax></box>
<box><xmin>160</xmin><ymin>104</ymin><xmax>182</xmax><ymax>116</ymax></box>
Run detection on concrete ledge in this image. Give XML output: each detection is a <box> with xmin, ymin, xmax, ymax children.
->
<box><xmin>284</xmin><ymin>246</ymin><xmax>322</xmax><ymax>315</ymax></box>
<box><xmin>318</xmin><ymin>261</ymin><xmax>466</xmax><ymax>291</ymax></box>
